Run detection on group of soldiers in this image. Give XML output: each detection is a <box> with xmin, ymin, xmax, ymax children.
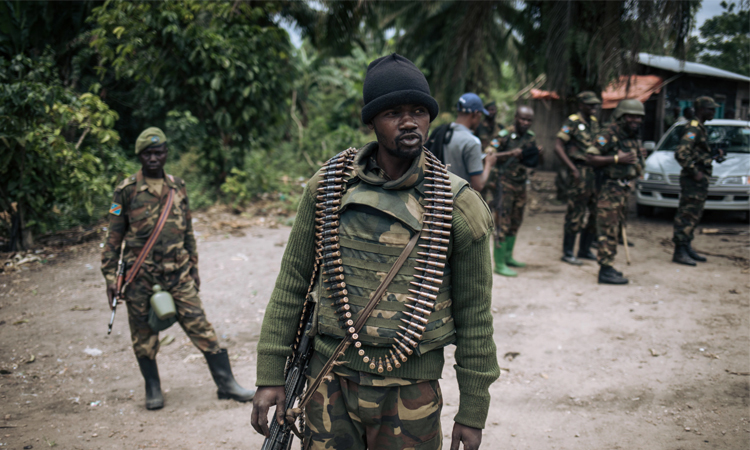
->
<box><xmin>101</xmin><ymin>52</ymin><xmax>722</xmax><ymax>449</ymax></box>
<box><xmin>471</xmin><ymin>91</ymin><xmax>722</xmax><ymax>284</ymax></box>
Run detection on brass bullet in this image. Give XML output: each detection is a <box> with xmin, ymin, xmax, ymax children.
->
<box><xmin>431</xmin><ymin>198</ymin><xmax>453</xmax><ymax>205</ymax></box>
<box><xmin>331</xmin><ymin>297</ymin><xmax>349</xmax><ymax>306</ymax></box>
<box><xmin>418</xmin><ymin>242</ymin><xmax>448</xmax><ymax>250</ymax></box>
<box><xmin>424</xmin><ymin>205</ymin><xmax>453</xmax><ymax>213</ymax></box>
<box><xmin>377</xmin><ymin>357</ymin><xmax>384</xmax><ymax>373</ymax></box>
<box><xmin>407</xmin><ymin>288</ymin><xmax>438</xmax><ymax>300</ymax></box>
<box><xmin>415</xmin><ymin>259</ymin><xmax>446</xmax><ymax>269</ymax></box>
<box><xmin>396</xmin><ymin>331</ymin><xmax>419</xmax><ymax>347</ymax></box>
<box><xmin>326</xmin><ymin>282</ymin><xmax>346</xmax><ymax>290</ymax></box>
<box><xmin>405</xmin><ymin>304</ymin><xmax>432</xmax><ymax>316</ymax></box>
<box><xmin>317</xmin><ymin>185</ymin><xmax>344</xmax><ymax>191</ymax></box>
<box><xmin>322</xmin><ymin>236</ymin><xmax>340</xmax><ymax>245</ymax></box>
<box><xmin>323</xmin><ymin>250</ymin><xmax>341</xmax><ymax>258</ymax></box>
<box><xmin>363</xmin><ymin>356</ymin><xmax>370</xmax><ymax>363</ymax></box>
<box><xmin>423</xmin><ymin>220</ymin><xmax>452</xmax><ymax>229</ymax></box>
<box><xmin>406</xmin><ymin>296</ymin><xmax>435</xmax><ymax>308</ymax></box>
<box><xmin>348</xmin><ymin>327</ymin><xmax>356</xmax><ymax>335</ymax></box>
<box><xmin>424</xmin><ymin>212</ymin><xmax>452</xmax><ymax>220</ymax></box>
<box><xmin>335</xmin><ymin>304</ymin><xmax>350</xmax><ymax>314</ymax></box>
<box><xmin>316</xmin><ymin>192</ymin><xmax>342</xmax><ymax>200</ymax></box>
<box><xmin>403</xmin><ymin>311</ymin><xmax>429</xmax><ymax>324</ymax></box>
<box><xmin>399</xmin><ymin>323</ymin><xmax>424</xmax><ymax>337</ymax></box>
<box><xmin>410</xmin><ymin>281</ymin><xmax>439</xmax><ymax>292</ymax></box>
<box><xmin>423</xmin><ymin>227</ymin><xmax>450</xmax><ymax>237</ymax></box>
<box><xmin>327</xmin><ymin>274</ymin><xmax>345</xmax><ymax>283</ymax></box>
<box><xmin>394</xmin><ymin>338</ymin><xmax>414</xmax><ymax>355</ymax></box>
<box><xmin>425</xmin><ymin>191</ymin><xmax>454</xmax><ymax>198</ymax></box>
<box><xmin>328</xmin><ymin>289</ymin><xmax>348</xmax><ymax>298</ymax></box>
<box><xmin>323</xmin><ymin>266</ymin><xmax>344</xmax><ymax>275</ymax></box>
<box><xmin>416</xmin><ymin>252</ymin><xmax>447</xmax><ymax>261</ymax></box>
<box><xmin>423</xmin><ymin>183</ymin><xmax>451</xmax><ymax>190</ymax></box>
<box><xmin>341</xmin><ymin>318</ymin><xmax>354</xmax><ymax>327</ymax></box>
<box><xmin>414</xmin><ymin>274</ymin><xmax>442</xmax><ymax>285</ymax></box>
<box><xmin>385</xmin><ymin>356</ymin><xmax>393</xmax><ymax>372</ymax></box>
<box><xmin>389</xmin><ymin>349</ymin><xmax>403</xmax><ymax>367</ymax></box>
<box><xmin>358</xmin><ymin>349</ymin><xmax>365</xmax><ymax>356</ymax></box>
<box><xmin>354</xmin><ymin>341</ymin><xmax>362</xmax><ymax>348</ymax></box>
<box><xmin>369</xmin><ymin>360</ymin><xmax>377</xmax><ymax>370</ymax></box>
<box><xmin>322</xmin><ymin>258</ymin><xmax>343</xmax><ymax>267</ymax></box>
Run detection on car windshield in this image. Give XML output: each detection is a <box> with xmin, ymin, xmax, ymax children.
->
<box><xmin>658</xmin><ymin>124</ymin><xmax>750</xmax><ymax>153</ymax></box>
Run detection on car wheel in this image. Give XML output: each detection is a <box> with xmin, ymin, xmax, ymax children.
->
<box><xmin>636</xmin><ymin>204</ymin><xmax>654</xmax><ymax>217</ymax></box>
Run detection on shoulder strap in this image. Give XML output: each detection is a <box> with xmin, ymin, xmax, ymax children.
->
<box><xmin>122</xmin><ymin>176</ymin><xmax>177</xmax><ymax>287</ymax></box>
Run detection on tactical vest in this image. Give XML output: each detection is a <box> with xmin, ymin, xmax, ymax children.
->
<box><xmin>311</xmin><ymin>146</ymin><xmax>465</xmax><ymax>361</ymax></box>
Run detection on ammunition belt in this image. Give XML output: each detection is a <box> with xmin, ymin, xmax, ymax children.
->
<box><xmin>307</xmin><ymin>148</ymin><xmax>453</xmax><ymax>373</ymax></box>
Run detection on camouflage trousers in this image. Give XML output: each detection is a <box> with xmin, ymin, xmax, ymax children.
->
<box><xmin>564</xmin><ymin>165</ymin><xmax>597</xmax><ymax>235</ymax></box>
<box><xmin>596</xmin><ymin>180</ymin><xmax>629</xmax><ymax>267</ymax></box>
<box><xmin>303</xmin><ymin>352</ymin><xmax>443</xmax><ymax>450</ymax></box>
<box><xmin>124</xmin><ymin>266</ymin><xmax>219</xmax><ymax>359</ymax></box>
<box><xmin>673</xmin><ymin>175</ymin><xmax>708</xmax><ymax>244</ymax></box>
<box><xmin>492</xmin><ymin>177</ymin><xmax>526</xmax><ymax>247</ymax></box>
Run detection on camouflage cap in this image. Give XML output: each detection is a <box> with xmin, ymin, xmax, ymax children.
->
<box><xmin>135</xmin><ymin>127</ymin><xmax>167</xmax><ymax>154</ymax></box>
<box><xmin>577</xmin><ymin>91</ymin><xmax>601</xmax><ymax>104</ymax></box>
<box><xmin>694</xmin><ymin>96</ymin><xmax>719</xmax><ymax>109</ymax></box>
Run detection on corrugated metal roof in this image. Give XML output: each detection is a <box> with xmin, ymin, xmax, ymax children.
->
<box><xmin>638</xmin><ymin>53</ymin><xmax>750</xmax><ymax>82</ymax></box>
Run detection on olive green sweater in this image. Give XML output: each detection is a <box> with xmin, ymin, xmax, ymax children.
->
<box><xmin>256</xmin><ymin>172</ymin><xmax>500</xmax><ymax>429</ymax></box>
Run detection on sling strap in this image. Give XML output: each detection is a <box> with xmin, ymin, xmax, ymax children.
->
<box><xmin>119</xmin><ymin>175</ymin><xmax>177</xmax><ymax>294</ymax></box>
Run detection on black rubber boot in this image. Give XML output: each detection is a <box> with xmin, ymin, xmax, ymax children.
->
<box><xmin>136</xmin><ymin>357</ymin><xmax>164</xmax><ymax>410</ymax></box>
<box><xmin>685</xmin><ymin>243</ymin><xmax>707</xmax><ymax>262</ymax></box>
<box><xmin>672</xmin><ymin>244</ymin><xmax>697</xmax><ymax>266</ymax></box>
<box><xmin>561</xmin><ymin>232</ymin><xmax>583</xmax><ymax>265</ymax></box>
<box><xmin>598</xmin><ymin>265</ymin><xmax>629</xmax><ymax>285</ymax></box>
<box><xmin>204</xmin><ymin>349</ymin><xmax>255</xmax><ymax>402</ymax></box>
<box><xmin>577</xmin><ymin>230</ymin><xmax>597</xmax><ymax>260</ymax></box>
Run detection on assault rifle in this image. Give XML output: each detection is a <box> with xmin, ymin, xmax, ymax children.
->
<box><xmin>107</xmin><ymin>256</ymin><xmax>125</xmax><ymax>335</ymax></box>
<box><xmin>261</xmin><ymin>308</ymin><xmax>315</xmax><ymax>450</ymax></box>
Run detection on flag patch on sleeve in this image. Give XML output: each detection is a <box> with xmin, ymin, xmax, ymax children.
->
<box><xmin>686</xmin><ymin>132</ymin><xmax>696</xmax><ymax>140</ymax></box>
<box><xmin>597</xmin><ymin>136</ymin><xmax>607</xmax><ymax>146</ymax></box>
<box><xmin>109</xmin><ymin>203</ymin><xmax>122</xmax><ymax>216</ymax></box>
<box><xmin>562</xmin><ymin>125</ymin><xmax>571</xmax><ymax>134</ymax></box>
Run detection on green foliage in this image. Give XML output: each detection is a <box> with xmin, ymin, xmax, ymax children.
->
<box><xmin>688</xmin><ymin>1</ymin><xmax>749</xmax><ymax>76</ymax></box>
<box><xmin>0</xmin><ymin>53</ymin><xmax>132</xmax><ymax>235</ymax></box>
<box><xmin>88</xmin><ymin>0</ymin><xmax>297</xmax><ymax>185</ymax></box>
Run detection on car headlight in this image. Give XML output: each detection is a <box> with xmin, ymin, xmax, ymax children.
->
<box><xmin>720</xmin><ymin>176</ymin><xmax>750</xmax><ymax>185</ymax></box>
<box><xmin>643</xmin><ymin>172</ymin><xmax>665</xmax><ymax>182</ymax></box>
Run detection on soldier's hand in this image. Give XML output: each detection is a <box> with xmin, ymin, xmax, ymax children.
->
<box><xmin>571</xmin><ymin>167</ymin><xmax>581</xmax><ymax>180</ymax></box>
<box><xmin>106</xmin><ymin>285</ymin><xmax>118</xmax><ymax>310</ymax></box>
<box><xmin>617</xmin><ymin>150</ymin><xmax>636</xmax><ymax>165</ymax></box>
<box><xmin>511</xmin><ymin>148</ymin><xmax>523</xmax><ymax>158</ymax></box>
<box><xmin>694</xmin><ymin>170</ymin><xmax>705</xmax><ymax>182</ymax></box>
<box><xmin>450</xmin><ymin>423</ymin><xmax>482</xmax><ymax>450</ymax></box>
<box><xmin>251</xmin><ymin>386</ymin><xmax>286</xmax><ymax>437</ymax></box>
<box><xmin>484</xmin><ymin>152</ymin><xmax>498</xmax><ymax>166</ymax></box>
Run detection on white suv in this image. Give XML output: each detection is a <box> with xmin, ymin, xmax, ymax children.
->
<box><xmin>635</xmin><ymin>119</ymin><xmax>750</xmax><ymax>219</ymax></box>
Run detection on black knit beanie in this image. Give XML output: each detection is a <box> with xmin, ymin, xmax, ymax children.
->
<box><xmin>361</xmin><ymin>53</ymin><xmax>439</xmax><ymax>124</ymax></box>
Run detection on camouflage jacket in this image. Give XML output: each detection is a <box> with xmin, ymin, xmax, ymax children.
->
<box><xmin>588</xmin><ymin>120</ymin><xmax>644</xmax><ymax>180</ymax></box>
<box><xmin>556</xmin><ymin>112</ymin><xmax>600</xmax><ymax>162</ymax></box>
<box><xmin>482</xmin><ymin>125</ymin><xmax>536</xmax><ymax>206</ymax></box>
<box><xmin>101</xmin><ymin>170</ymin><xmax>197</xmax><ymax>286</ymax></box>
<box><xmin>675</xmin><ymin>120</ymin><xmax>713</xmax><ymax>177</ymax></box>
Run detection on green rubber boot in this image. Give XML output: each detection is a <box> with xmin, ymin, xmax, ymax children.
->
<box><xmin>505</xmin><ymin>236</ymin><xmax>526</xmax><ymax>268</ymax></box>
<box><xmin>494</xmin><ymin>242</ymin><xmax>517</xmax><ymax>277</ymax></box>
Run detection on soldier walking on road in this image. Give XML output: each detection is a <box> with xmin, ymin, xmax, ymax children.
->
<box><xmin>586</xmin><ymin>100</ymin><xmax>645</xmax><ymax>284</ymax></box>
<box><xmin>101</xmin><ymin>128</ymin><xmax>255</xmax><ymax>410</ymax></box>
<box><xmin>251</xmin><ymin>53</ymin><xmax>499</xmax><ymax>450</ymax></box>
<box><xmin>482</xmin><ymin>106</ymin><xmax>541</xmax><ymax>277</ymax></box>
<box><xmin>672</xmin><ymin>97</ymin><xmax>722</xmax><ymax>265</ymax></box>
<box><xmin>554</xmin><ymin>91</ymin><xmax>601</xmax><ymax>265</ymax></box>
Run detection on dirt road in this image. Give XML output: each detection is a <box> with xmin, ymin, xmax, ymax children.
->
<box><xmin>1</xmin><ymin>186</ymin><xmax>748</xmax><ymax>450</ymax></box>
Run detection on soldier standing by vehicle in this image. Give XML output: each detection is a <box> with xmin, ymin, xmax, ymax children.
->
<box><xmin>251</xmin><ymin>54</ymin><xmax>499</xmax><ymax>450</ymax></box>
<box><xmin>554</xmin><ymin>91</ymin><xmax>601</xmax><ymax>265</ymax></box>
<box><xmin>672</xmin><ymin>97</ymin><xmax>721</xmax><ymax>265</ymax></box>
<box><xmin>586</xmin><ymin>100</ymin><xmax>645</xmax><ymax>284</ymax></box>
<box><xmin>101</xmin><ymin>127</ymin><xmax>255</xmax><ymax>410</ymax></box>
<box><xmin>482</xmin><ymin>106</ymin><xmax>540</xmax><ymax>277</ymax></box>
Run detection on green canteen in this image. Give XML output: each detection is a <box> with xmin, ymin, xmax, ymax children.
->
<box><xmin>150</xmin><ymin>284</ymin><xmax>176</xmax><ymax>320</ymax></box>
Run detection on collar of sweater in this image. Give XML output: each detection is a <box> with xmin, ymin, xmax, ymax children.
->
<box><xmin>354</xmin><ymin>141</ymin><xmax>426</xmax><ymax>191</ymax></box>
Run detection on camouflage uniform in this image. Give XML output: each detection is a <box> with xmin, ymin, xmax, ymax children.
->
<box><xmin>588</xmin><ymin>120</ymin><xmax>643</xmax><ymax>267</ymax></box>
<box><xmin>673</xmin><ymin>120</ymin><xmax>712</xmax><ymax>244</ymax></box>
<box><xmin>258</xmin><ymin>143</ymin><xmax>499</xmax><ymax>449</ymax></box>
<box><xmin>101</xmin><ymin>170</ymin><xmax>219</xmax><ymax>359</ymax></box>
<box><xmin>482</xmin><ymin>125</ymin><xmax>537</xmax><ymax>246</ymax></box>
<box><xmin>476</xmin><ymin>116</ymin><xmax>503</xmax><ymax>151</ymax></box>
<box><xmin>557</xmin><ymin>112</ymin><xmax>600</xmax><ymax>235</ymax></box>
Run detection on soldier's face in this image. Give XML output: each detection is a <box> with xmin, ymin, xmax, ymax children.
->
<box><xmin>580</xmin><ymin>103</ymin><xmax>596</xmax><ymax>116</ymax></box>
<box><xmin>369</xmin><ymin>104</ymin><xmax>430</xmax><ymax>160</ymax></box>
<box><xmin>698</xmin><ymin>107</ymin><xmax>715</xmax><ymax>122</ymax></box>
<box><xmin>515</xmin><ymin>110</ymin><xmax>534</xmax><ymax>134</ymax></box>
<box><xmin>139</xmin><ymin>144</ymin><xmax>168</xmax><ymax>177</ymax></box>
<box><xmin>622</xmin><ymin>114</ymin><xmax>642</xmax><ymax>132</ymax></box>
<box><xmin>487</xmin><ymin>105</ymin><xmax>497</xmax><ymax>119</ymax></box>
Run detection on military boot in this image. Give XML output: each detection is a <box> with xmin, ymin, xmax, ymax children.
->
<box><xmin>505</xmin><ymin>236</ymin><xmax>526</xmax><ymax>268</ymax></box>
<box><xmin>204</xmin><ymin>349</ymin><xmax>255</xmax><ymax>402</ymax></box>
<box><xmin>598</xmin><ymin>265</ymin><xmax>629</xmax><ymax>285</ymax></box>
<box><xmin>672</xmin><ymin>244</ymin><xmax>697</xmax><ymax>266</ymax></box>
<box><xmin>685</xmin><ymin>243</ymin><xmax>707</xmax><ymax>262</ymax></box>
<box><xmin>494</xmin><ymin>243</ymin><xmax>517</xmax><ymax>277</ymax></box>
<box><xmin>577</xmin><ymin>230</ymin><xmax>597</xmax><ymax>260</ymax></box>
<box><xmin>136</xmin><ymin>357</ymin><xmax>164</xmax><ymax>410</ymax></box>
<box><xmin>561</xmin><ymin>232</ymin><xmax>583</xmax><ymax>265</ymax></box>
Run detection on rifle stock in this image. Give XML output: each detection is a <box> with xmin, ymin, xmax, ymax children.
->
<box><xmin>107</xmin><ymin>258</ymin><xmax>125</xmax><ymax>335</ymax></box>
<box><xmin>261</xmin><ymin>307</ymin><xmax>315</xmax><ymax>450</ymax></box>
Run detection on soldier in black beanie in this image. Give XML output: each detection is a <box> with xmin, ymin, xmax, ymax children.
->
<box><xmin>253</xmin><ymin>53</ymin><xmax>497</xmax><ymax>450</ymax></box>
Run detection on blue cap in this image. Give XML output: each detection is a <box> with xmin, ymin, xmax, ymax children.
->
<box><xmin>457</xmin><ymin>93</ymin><xmax>489</xmax><ymax>115</ymax></box>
